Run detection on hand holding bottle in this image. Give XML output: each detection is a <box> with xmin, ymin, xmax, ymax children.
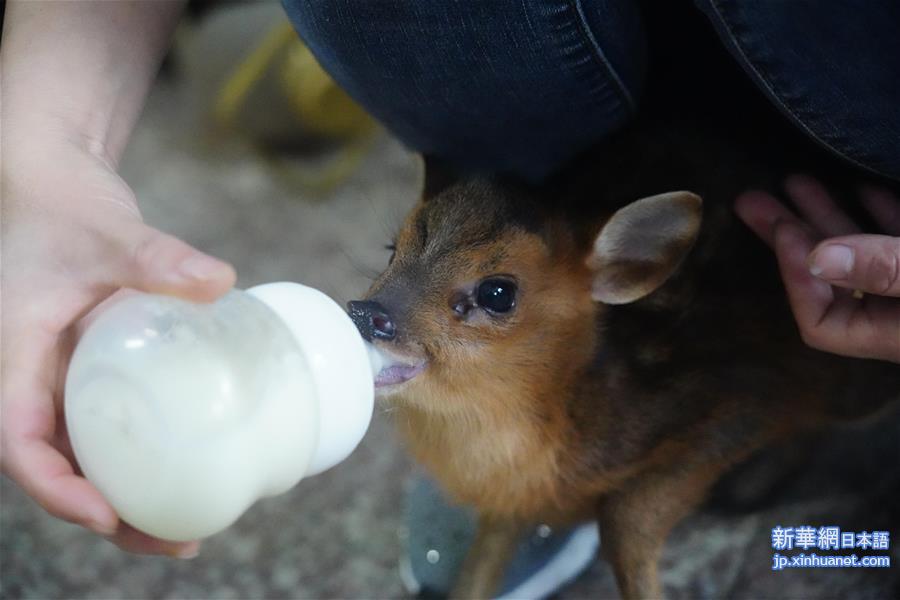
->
<box><xmin>1</xmin><ymin>0</ymin><xmax>238</xmax><ymax>557</ymax></box>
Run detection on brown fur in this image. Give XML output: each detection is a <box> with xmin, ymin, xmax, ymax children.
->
<box><xmin>358</xmin><ymin>139</ymin><xmax>899</xmax><ymax>598</ymax></box>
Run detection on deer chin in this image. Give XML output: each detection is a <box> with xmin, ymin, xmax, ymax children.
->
<box><xmin>373</xmin><ymin>349</ymin><xmax>428</xmax><ymax>394</ymax></box>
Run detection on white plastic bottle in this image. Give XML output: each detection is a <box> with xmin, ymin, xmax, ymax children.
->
<box><xmin>64</xmin><ymin>282</ymin><xmax>383</xmax><ymax>542</ymax></box>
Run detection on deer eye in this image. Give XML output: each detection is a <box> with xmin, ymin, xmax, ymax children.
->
<box><xmin>476</xmin><ymin>278</ymin><xmax>517</xmax><ymax>314</ymax></box>
<box><xmin>385</xmin><ymin>243</ymin><xmax>396</xmax><ymax>265</ymax></box>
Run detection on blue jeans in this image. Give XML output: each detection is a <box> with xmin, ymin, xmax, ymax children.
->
<box><xmin>694</xmin><ymin>0</ymin><xmax>900</xmax><ymax>183</ymax></box>
<box><xmin>283</xmin><ymin>0</ymin><xmax>900</xmax><ymax>182</ymax></box>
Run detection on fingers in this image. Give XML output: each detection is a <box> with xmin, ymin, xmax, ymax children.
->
<box><xmin>809</xmin><ymin>234</ymin><xmax>900</xmax><ymax>297</ymax></box>
<box><xmin>734</xmin><ymin>190</ymin><xmax>798</xmax><ymax>247</ymax></box>
<box><xmin>3</xmin><ymin>430</ymin><xmax>202</xmax><ymax>557</ymax></box>
<box><xmin>785</xmin><ymin>175</ymin><xmax>860</xmax><ymax>237</ymax></box>
<box><xmin>772</xmin><ymin>221</ymin><xmax>837</xmax><ymax>349</ymax></box>
<box><xmin>861</xmin><ymin>186</ymin><xmax>900</xmax><ymax>235</ymax></box>
<box><xmin>102</xmin><ymin>218</ymin><xmax>236</xmax><ymax>302</ymax></box>
<box><xmin>771</xmin><ymin>214</ymin><xmax>900</xmax><ymax>363</ymax></box>
<box><xmin>0</xmin><ymin>325</ymin><xmax>201</xmax><ymax>553</ymax></box>
<box><xmin>3</xmin><ymin>425</ymin><xmax>203</xmax><ymax>557</ymax></box>
<box><xmin>0</xmin><ymin>329</ymin><xmax>116</xmax><ymax>535</ymax></box>
<box><xmin>106</xmin><ymin>523</ymin><xmax>200</xmax><ymax>559</ymax></box>
<box><xmin>5</xmin><ymin>440</ymin><xmax>201</xmax><ymax>557</ymax></box>
<box><xmin>2</xmin><ymin>437</ymin><xmax>118</xmax><ymax>535</ymax></box>
<box><xmin>857</xmin><ymin>298</ymin><xmax>900</xmax><ymax>363</ymax></box>
<box><xmin>735</xmin><ymin>177</ymin><xmax>900</xmax><ymax>362</ymax></box>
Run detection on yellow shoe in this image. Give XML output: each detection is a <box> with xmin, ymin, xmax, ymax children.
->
<box><xmin>215</xmin><ymin>21</ymin><xmax>374</xmax><ymax>143</ymax></box>
<box><xmin>177</xmin><ymin>3</ymin><xmax>376</xmax><ymax>193</ymax></box>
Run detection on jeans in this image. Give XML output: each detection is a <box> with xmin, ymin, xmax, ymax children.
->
<box><xmin>695</xmin><ymin>0</ymin><xmax>900</xmax><ymax>183</ymax></box>
<box><xmin>282</xmin><ymin>0</ymin><xmax>646</xmax><ymax>179</ymax></box>
<box><xmin>283</xmin><ymin>0</ymin><xmax>900</xmax><ymax>182</ymax></box>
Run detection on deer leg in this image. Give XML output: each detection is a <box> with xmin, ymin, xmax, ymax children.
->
<box><xmin>597</xmin><ymin>464</ymin><xmax>725</xmax><ymax>600</ymax></box>
<box><xmin>450</xmin><ymin>514</ymin><xmax>522</xmax><ymax>600</ymax></box>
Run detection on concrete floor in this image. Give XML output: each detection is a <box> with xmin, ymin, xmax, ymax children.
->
<box><xmin>2</xmin><ymin>9</ymin><xmax>899</xmax><ymax>599</ymax></box>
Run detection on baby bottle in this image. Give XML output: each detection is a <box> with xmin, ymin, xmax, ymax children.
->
<box><xmin>64</xmin><ymin>282</ymin><xmax>383</xmax><ymax>542</ymax></box>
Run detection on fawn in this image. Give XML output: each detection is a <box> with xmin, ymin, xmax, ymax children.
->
<box><xmin>346</xmin><ymin>2</ymin><xmax>900</xmax><ymax>596</ymax></box>
<box><xmin>348</xmin><ymin>117</ymin><xmax>900</xmax><ymax>598</ymax></box>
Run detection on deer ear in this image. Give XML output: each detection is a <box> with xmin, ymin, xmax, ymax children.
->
<box><xmin>588</xmin><ymin>191</ymin><xmax>702</xmax><ymax>304</ymax></box>
<box><xmin>414</xmin><ymin>154</ymin><xmax>461</xmax><ymax>201</ymax></box>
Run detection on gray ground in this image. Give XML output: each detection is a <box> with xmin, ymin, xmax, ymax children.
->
<box><xmin>2</xmin><ymin>7</ymin><xmax>899</xmax><ymax>599</ymax></box>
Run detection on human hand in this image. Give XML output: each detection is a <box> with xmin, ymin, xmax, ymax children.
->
<box><xmin>1</xmin><ymin>136</ymin><xmax>236</xmax><ymax>557</ymax></box>
<box><xmin>735</xmin><ymin>175</ymin><xmax>900</xmax><ymax>363</ymax></box>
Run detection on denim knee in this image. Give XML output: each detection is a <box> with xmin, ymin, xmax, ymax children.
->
<box><xmin>696</xmin><ymin>0</ymin><xmax>900</xmax><ymax>181</ymax></box>
<box><xmin>282</xmin><ymin>0</ymin><xmax>647</xmax><ymax>179</ymax></box>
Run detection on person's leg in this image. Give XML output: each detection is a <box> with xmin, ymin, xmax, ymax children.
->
<box><xmin>401</xmin><ymin>474</ymin><xmax>599</xmax><ymax>599</ymax></box>
<box><xmin>281</xmin><ymin>0</ymin><xmax>647</xmax><ymax>180</ymax></box>
<box><xmin>694</xmin><ymin>0</ymin><xmax>900</xmax><ymax>182</ymax></box>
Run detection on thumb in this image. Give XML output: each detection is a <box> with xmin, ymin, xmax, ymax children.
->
<box><xmin>808</xmin><ymin>234</ymin><xmax>900</xmax><ymax>297</ymax></box>
<box><xmin>101</xmin><ymin>219</ymin><xmax>236</xmax><ymax>302</ymax></box>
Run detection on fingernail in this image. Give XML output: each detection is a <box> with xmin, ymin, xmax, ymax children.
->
<box><xmin>178</xmin><ymin>254</ymin><xmax>227</xmax><ymax>282</ymax></box>
<box><xmin>810</xmin><ymin>244</ymin><xmax>854</xmax><ymax>279</ymax></box>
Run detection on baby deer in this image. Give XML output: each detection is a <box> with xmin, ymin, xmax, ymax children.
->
<box><xmin>349</xmin><ymin>141</ymin><xmax>900</xmax><ymax>598</ymax></box>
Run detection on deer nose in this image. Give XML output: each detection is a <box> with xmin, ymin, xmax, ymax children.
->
<box><xmin>347</xmin><ymin>300</ymin><xmax>396</xmax><ymax>341</ymax></box>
